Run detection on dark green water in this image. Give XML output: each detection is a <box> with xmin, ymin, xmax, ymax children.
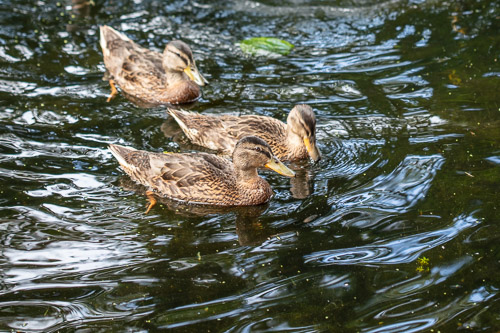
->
<box><xmin>1</xmin><ymin>0</ymin><xmax>499</xmax><ymax>331</ymax></box>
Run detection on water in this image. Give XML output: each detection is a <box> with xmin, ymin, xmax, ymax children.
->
<box><xmin>1</xmin><ymin>0</ymin><xmax>499</xmax><ymax>331</ymax></box>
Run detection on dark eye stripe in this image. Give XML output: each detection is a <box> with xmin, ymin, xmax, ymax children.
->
<box><xmin>297</xmin><ymin>119</ymin><xmax>312</xmax><ymax>136</ymax></box>
<box><xmin>247</xmin><ymin>147</ymin><xmax>271</xmax><ymax>159</ymax></box>
<box><xmin>167</xmin><ymin>49</ymin><xmax>189</xmax><ymax>66</ymax></box>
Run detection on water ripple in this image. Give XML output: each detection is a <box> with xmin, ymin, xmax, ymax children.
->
<box><xmin>304</xmin><ymin>213</ymin><xmax>480</xmax><ymax>266</ymax></box>
<box><xmin>0</xmin><ymin>0</ymin><xmax>498</xmax><ymax>331</ymax></box>
<box><xmin>329</xmin><ymin>154</ymin><xmax>445</xmax><ymax>213</ymax></box>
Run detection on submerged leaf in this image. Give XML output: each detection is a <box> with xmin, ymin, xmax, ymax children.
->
<box><xmin>238</xmin><ymin>37</ymin><xmax>294</xmax><ymax>57</ymax></box>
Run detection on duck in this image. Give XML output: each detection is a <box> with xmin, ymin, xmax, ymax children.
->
<box><xmin>167</xmin><ymin>104</ymin><xmax>321</xmax><ymax>162</ymax></box>
<box><xmin>109</xmin><ymin>136</ymin><xmax>295</xmax><ymax>213</ymax></box>
<box><xmin>99</xmin><ymin>25</ymin><xmax>207</xmax><ymax>105</ymax></box>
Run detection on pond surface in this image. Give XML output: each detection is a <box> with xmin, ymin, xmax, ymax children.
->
<box><xmin>1</xmin><ymin>0</ymin><xmax>499</xmax><ymax>331</ymax></box>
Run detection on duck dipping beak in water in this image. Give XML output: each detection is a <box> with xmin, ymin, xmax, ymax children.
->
<box><xmin>303</xmin><ymin>136</ymin><xmax>321</xmax><ymax>162</ymax></box>
<box><xmin>167</xmin><ymin>104</ymin><xmax>321</xmax><ymax>162</ymax></box>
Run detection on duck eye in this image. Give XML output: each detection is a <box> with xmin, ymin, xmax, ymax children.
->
<box><xmin>254</xmin><ymin>146</ymin><xmax>268</xmax><ymax>154</ymax></box>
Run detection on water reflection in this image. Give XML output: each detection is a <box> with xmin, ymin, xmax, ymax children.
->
<box><xmin>305</xmin><ymin>213</ymin><xmax>479</xmax><ymax>266</ymax></box>
<box><xmin>120</xmin><ymin>90</ymin><xmax>201</xmax><ymax>109</ymax></box>
<box><xmin>118</xmin><ymin>176</ymin><xmax>273</xmax><ymax>246</ymax></box>
<box><xmin>66</xmin><ymin>0</ymin><xmax>95</xmax><ymax>33</ymax></box>
<box><xmin>331</xmin><ymin>154</ymin><xmax>446</xmax><ymax>213</ymax></box>
<box><xmin>288</xmin><ymin>164</ymin><xmax>314</xmax><ymax>199</ymax></box>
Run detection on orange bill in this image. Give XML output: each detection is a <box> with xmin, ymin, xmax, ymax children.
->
<box><xmin>265</xmin><ymin>157</ymin><xmax>295</xmax><ymax>178</ymax></box>
<box><xmin>304</xmin><ymin>137</ymin><xmax>321</xmax><ymax>162</ymax></box>
<box><xmin>184</xmin><ymin>65</ymin><xmax>208</xmax><ymax>86</ymax></box>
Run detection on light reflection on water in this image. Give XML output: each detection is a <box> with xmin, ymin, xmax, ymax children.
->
<box><xmin>0</xmin><ymin>0</ymin><xmax>499</xmax><ymax>331</ymax></box>
<box><xmin>305</xmin><ymin>213</ymin><xmax>479</xmax><ymax>266</ymax></box>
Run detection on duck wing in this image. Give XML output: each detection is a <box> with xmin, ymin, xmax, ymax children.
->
<box><xmin>225</xmin><ymin>115</ymin><xmax>287</xmax><ymax>149</ymax></box>
<box><xmin>168</xmin><ymin>109</ymin><xmax>287</xmax><ymax>156</ymax></box>
<box><xmin>109</xmin><ymin>144</ymin><xmax>239</xmax><ymax>205</ymax></box>
<box><xmin>100</xmin><ymin>26</ymin><xmax>167</xmax><ymax>92</ymax></box>
<box><xmin>168</xmin><ymin>109</ymin><xmax>240</xmax><ymax>153</ymax></box>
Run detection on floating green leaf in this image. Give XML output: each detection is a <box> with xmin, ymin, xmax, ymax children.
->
<box><xmin>238</xmin><ymin>37</ymin><xmax>294</xmax><ymax>57</ymax></box>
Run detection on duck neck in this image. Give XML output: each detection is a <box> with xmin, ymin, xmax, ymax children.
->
<box><xmin>285</xmin><ymin>126</ymin><xmax>307</xmax><ymax>159</ymax></box>
<box><xmin>235</xmin><ymin>167</ymin><xmax>260</xmax><ymax>184</ymax></box>
<box><xmin>234</xmin><ymin>166</ymin><xmax>272</xmax><ymax>205</ymax></box>
<box><xmin>164</xmin><ymin>69</ymin><xmax>187</xmax><ymax>84</ymax></box>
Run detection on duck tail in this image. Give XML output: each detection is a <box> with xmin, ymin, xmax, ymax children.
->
<box><xmin>109</xmin><ymin>144</ymin><xmax>157</xmax><ymax>187</ymax></box>
<box><xmin>99</xmin><ymin>25</ymin><xmax>111</xmax><ymax>56</ymax></box>
<box><xmin>109</xmin><ymin>144</ymin><xmax>171</xmax><ymax>185</ymax></box>
<box><xmin>167</xmin><ymin>108</ymin><xmax>191</xmax><ymax>134</ymax></box>
<box><xmin>109</xmin><ymin>144</ymin><xmax>139</xmax><ymax>169</ymax></box>
<box><xmin>99</xmin><ymin>25</ymin><xmax>132</xmax><ymax>56</ymax></box>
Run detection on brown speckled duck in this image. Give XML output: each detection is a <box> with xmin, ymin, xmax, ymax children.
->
<box><xmin>109</xmin><ymin>136</ymin><xmax>295</xmax><ymax>212</ymax></box>
<box><xmin>99</xmin><ymin>25</ymin><xmax>207</xmax><ymax>105</ymax></box>
<box><xmin>167</xmin><ymin>104</ymin><xmax>321</xmax><ymax>162</ymax></box>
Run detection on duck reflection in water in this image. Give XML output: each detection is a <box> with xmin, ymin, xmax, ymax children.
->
<box><xmin>66</xmin><ymin>0</ymin><xmax>95</xmax><ymax>32</ymax></box>
<box><xmin>288</xmin><ymin>162</ymin><xmax>315</xmax><ymax>199</ymax></box>
<box><xmin>117</xmin><ymin>176</ymin><xmax>275</xmax><ymax>246</ymax></box>
<box><xmin>120</xmin><ymin>90</ymin><xmax>200</xmax><ymax>109</ymax></box>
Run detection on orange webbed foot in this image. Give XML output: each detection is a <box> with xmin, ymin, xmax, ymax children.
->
<box><xmin>106</xmin><ymin>79</ymin><xmax>118</xmax><ymax>102</ymax></box>
<box><xmin>145</xmin><ymin>190</ymin><xmax>157</xmax><ymax>214</ymax></box>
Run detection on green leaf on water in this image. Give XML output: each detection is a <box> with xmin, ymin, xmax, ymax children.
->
<box><xmin>238</xmin><ymin>37</ymin><xmax>294</xmax><ymax>57</ymax></box>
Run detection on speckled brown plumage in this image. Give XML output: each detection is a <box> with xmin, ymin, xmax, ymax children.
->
<box><xmin>167</xmin><ymin>104</ymin><xmax>321</xmax><ymax>162</ymax></box>
<box><xmin>99</xmin><ymin>26</ymin><xmax>206</xmax><ymax>105</ymax></box>
<box><xmin>108</xmin><ymin>136</ymin><xmax>295</xmax><ymax>206</ymax></box>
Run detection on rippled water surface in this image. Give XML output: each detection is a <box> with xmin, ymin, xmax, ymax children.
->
<box><xmin>1</xmin><ymin>0</ymin><xmax>499</xmax><ymax>331</ymax></box>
